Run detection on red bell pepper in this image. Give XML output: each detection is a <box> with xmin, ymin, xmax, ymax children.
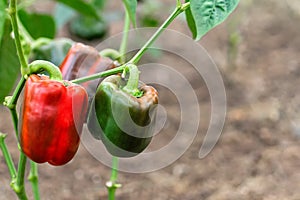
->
<box><xmin>59</xmin><ymin>43</ymin><xmax>117</xmax><ymax>104</ymax></box>
<box><xmin>19</xmin><ymin>61</ymin><xmax>88</xmax><ymax>166</ymax></box>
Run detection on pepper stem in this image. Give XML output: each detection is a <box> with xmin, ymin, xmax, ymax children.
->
<box><xmin>122</xmin><ymin>64</ymin><xmax>143</xmax><ymax>97</ymax></box>
<box><xmin>0</xmin><ymin>133</ymin><xmax>17</xmax><ymax>180</ymax></box>
<box><xmin>9</xmin><ymin>0</ymin><xmax>30</xmax><ymax>75</ymax></box>
<box><xmin>99</xmin><ymin>49</ymin><xmax>122</xmax><ymax>61</ymax></box>
<box><xmin>28</xmin><ymin>60</ymin><xmax>62</xmax><ymax>81</ymax></box>
<box><xmin>28</xmin><ymin>161</ymin><xmax>40</xmax><ymax>200</ymax></box>
<box><xmin>106</xmin><ymin>157</ymin><xmax>121</xmax><ymax>200</ymax></box>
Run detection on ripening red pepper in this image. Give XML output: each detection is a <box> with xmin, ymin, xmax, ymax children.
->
<box><xmin>60</xmin><ymin>43</ymin><xmax>116</xmax><ymax>81</ymax></box>
<box><xmin>19</xmin><ymin>61</ymin><xmax>88</xmax><ymax>166</ymax></box>
<box><xmin>59</xmin><ymin>43</ymin><xmax>117</xmax><ymax>104</ymax></box>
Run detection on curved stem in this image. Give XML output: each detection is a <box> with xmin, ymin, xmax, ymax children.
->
<box><xmin>119</xmin><ymin>9</ymin><xmax>131</xmax><ymax>64</ymax></box>
<box><xmin>99</xmin><ymin>49</ymin><xmax>121</xmax><ymax>61</ymax></box>
<box><xmin>3</xmin><ymin>77</ymin><xmax>26</xmax><ymax>110</ymax></box>
<box><xmin>9</xmin><ymin>0</ymin><xmax>29</xmax><ymax>75</ymax></box>
<box><xmin>122</xmin><ymin>64</ymin><xmax>142</xmax><ymax>97</ymax></box>
<box><xmin>28</xmin><ymin>60</ymin><xmax>62</xmax><ymax>81</ymax></box>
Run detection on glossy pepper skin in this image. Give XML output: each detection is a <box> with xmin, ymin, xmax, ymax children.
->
<box><xmin>87</xmin><ymin>75</ymin><xmax>158</xmax><ymax>157</ymax></box>
<box><xmin>59</xmin><ymin>43</ymin><xmax>116</xmax><ymax>96</ymax></box>
<box><xmin>19</xmin><ymin>74</ymin><xmax>88</xmax><ymax>166</ymax></box>
<box><xmin>60</xmin><ymin>43</ymin><xmax>116</xmax><ymax>81</ymax></box>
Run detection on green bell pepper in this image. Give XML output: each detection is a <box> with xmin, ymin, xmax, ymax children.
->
<box><xmin>87</xmin><ymin>64</ymin><xmax>158</xmax><ymax>157</ymax></box>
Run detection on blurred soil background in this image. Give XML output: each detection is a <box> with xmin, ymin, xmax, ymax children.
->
<box><xmin>1</xmin><ymin>0</ymin><xmax>300</xmax><ymax>199</ymax></box>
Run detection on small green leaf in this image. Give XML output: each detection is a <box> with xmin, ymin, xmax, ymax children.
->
<box><xmin>122</xmin><ymin>0</ymin><xmax>137</xmax><ymax>27</ymax></box>
<box><xmin>54</xmin><ymin>0</ymin><xmax>100</xmax><ymax>20</ymax></box>
<box><xmin>188</xmin><ymin>0</ymin><xmax>240</xmax><ymax>40</ymax></box>
<box><xmin>18</xmin><ymin>9</ymin><xmax>56</xmax><ymax>39</ymax></box>
<box><xmin>54</xmin><ymin>3</ymin><xmax>76</xmax><ymax>30</ymax></box>
<box><xmin>0</xmin><ymin>20</ymin><xmax>20</xmax><ymax>103</ymax></box>
<box><xmin>0</xmin><ymin>0</ymin><xmax>7</xmax><ymax>46</ymax></box>
<box><xmin>185</xmin><ymin>0</ymin><xmax>197</xmax><ymax>39</ymax></box>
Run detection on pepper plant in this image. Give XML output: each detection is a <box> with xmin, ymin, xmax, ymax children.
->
<box><xmin>0</xmin><ymin>0</ymin><xmax>240</xmax><ymax>199</ymax></box>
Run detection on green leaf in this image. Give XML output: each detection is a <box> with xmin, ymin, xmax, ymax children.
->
<box><xmin>18</xmin><ymin>9</ymin><xmax>56</xmax><ymax>39</ymax></box>
<box><xmin>0</xmin><ymin>20</ymin><xmax>20</xmax><ymax>103</ymax></box>
<box><xmin>122</xmin><ymin>0</ymin><xmax>137</xmax><ymax>27</ymax></box>
<box><xmin>54</xmin><ymin>0</ymin><xmax>99</xmax><ymax>20</ymax></box>
<box><xmin>0</xmin><ymin>0</ymin><xmax>6</xmax><ymax>46</ymax></box>
<box><xmin>185</xmin><ymin>0</ymin><xmax>197</xmax><ymax>39</ymax></box>
<box><xmin>188</xmin><ymin>0</ymin><xmax>240</xmax><ymax>40</ymax></box>
<box><xmin>92</xmin><ymin>0</ymin><xmax>106</xmax><ymax>10</ymax></box>
<box><xmin>54</xmin><ymin>3</ymin><xmax>76</xmax><ymax>30</ymax></box>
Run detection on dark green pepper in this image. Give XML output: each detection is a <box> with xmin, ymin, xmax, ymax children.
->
<box><xmin>87</xmin><ymin>64</ymin><xmax>158</xmax><ymax>157</ymax></box>
<box><xmin>30</xmin><ymin>38</ymin><xmax>74</xmax><ymax>66</ymax></box>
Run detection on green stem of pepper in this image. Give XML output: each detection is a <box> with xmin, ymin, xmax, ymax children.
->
<box><xmin>122</xmin><ymin>64</ymin><xmax>142</xmax><ymax>97</ymax></box>
<box><xmin>0</xmin><ymin>133</ymin><xmax>17</xmax><ymax>180</ymax></box>
<box><xmin>106</xmin><ymin>157</ymin><xmax>121</xmax><ymax>200</ymax></box>
<box><xmin>128</xmin><ymin>2</ymin><xmax>190</xmax><ymax>64</ymax></box>
<box><xmin>119</xmin><ymin>9</ymin><xmax>131</xmax><ymax>64</ymax></box>
<box><xmin>0</xmin><ymin>133</ymin><xmax>28</xmax><ymax>200</ymax></box>
<box><xmin>71</xmin><ymin>66</ymin><xmax>125</xmax><ymax>84</ymax></box>
<box><xmin>3</xmin><ymin>77</ymin><xmax>29</xmax><ymax>200</ymax></box>
<box><xmin>8</xmin><ymin>0</ymin><xmax>30</xmax><ymax>75</ymax></box>
<box><xmin>28</xmin><ymin>161</ymin><xmax>40</xmax><ymax>200</ymax></box>
<box><xmin>3</xmin><ymin>76</ymin><xmax>26</xmax><ymax>111</ymax></box>
<box><xmin>8</xmin><ymin>106</ymin><xmax>28</xmax><ymax>200</ymax></box>
<box><xmin>70</xmin><ymin>2</ymin><xmax>190</xmax><ymax>84</ymax></box>
<box><xmin>99</xmin><ymin>49</ymin><xmax>122</xmax><ymax>61</ymax></box>
<box><xmin>3</xmin><ymin>79</ymin><xmax>36</xmax><ymax>200</ymax></box>
<box><xmin>28</xmin><ymin>60</ymin><xmax>62</xmax><ymax>81</ymax></box>
<box><xmin>13</xmin><ymin>152</ymin><xmax>28</xmax><ymax>200</ymax></box>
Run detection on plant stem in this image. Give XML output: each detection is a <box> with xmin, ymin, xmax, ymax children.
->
<box><xmin>106</xmin><ymin>157</ymin><xmax>121</xmax><ymax>200</ymax></box>
<box><xmin>10</xmin><ymin>108</ymin><xmax>19</xmax><ymax>138</ymax></box>
<box><xmin>0</xmin><ymin>134</ymin><xmax>27</xmax><ymax>200</ymax></box>
<box><xmin>0</xmin><ymin>133</ymin><xmax>17</xmax><ymax>179</ymax></box>
<box><xmin>122</xmin><ymin>64</ymin><xmax>142</xmax><ymax>97</ymax></box>
<box><xmin>71</xmin><ymin>65</ymin><xmax>125</xmax><ymax>84</ymax></box>
<box><xmin>119</xmin><ymin>9</ymin><xmax>131</xmax><ymax>64</ymax></box>
<box><xmin>8</xmin><ymin>0</ymin><xmax>29</xmax><ymax>75</ymax></box>
<box><xmin>3</xmin><ymin>78</ymin><xmax>29</xmax><ymax>200</ymax></box>
<box><xmin>99</xmin><ymin>49</ymin><xmax>122</xmax><ymax>61</ymax></box>
<box><xmin>12</xmin><ymin>153</ymin><xmax>28</xmax><ymax>200</ymax></box>
<box><xmin>28</xmin><ymin>161</ymin><xmax>40</xmax><ymax>200</ymax></box>
<box><xmin>128</xmin><ymin>3</ymin><xmax>187</xmax><ymax>64</ymax></box>
<box><xmin>71</xmin><ymin>2</ymin><xmax>191</xmax><ymax>84</ymax></box>
<box><xmin>111</xmin><ymin>157</ymin><xmax>119</xmax><ymax>183</ymax></box>
<box><xmin>8</xmin><ymin>107</ymin><xmax>28</xmax><ymax>200</ymax></box>
<box><xmin>4</xmin><ymin>77</ymin><xmax>26</xmax><ymax>110</ymax></box>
